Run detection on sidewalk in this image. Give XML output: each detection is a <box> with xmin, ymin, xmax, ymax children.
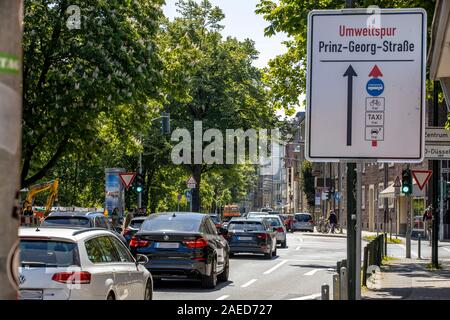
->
<box><xmin>362</xmin><ymin>258</ymin><xmax>450</xmax><ymax>300</ymax></box>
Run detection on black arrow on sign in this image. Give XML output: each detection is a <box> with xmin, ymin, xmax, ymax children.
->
<box><xmin>343</xmin><ymin>65</ymin><xmax>357</xmax><ymax>146</ymax></box>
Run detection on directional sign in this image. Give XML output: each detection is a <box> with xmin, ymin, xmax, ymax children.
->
<box><xmin>425</xmin><ymin>144</ymin><xmax>450</xmax><ymax>159</ymax></box>
<box><xmin>412</xmin><ymin>170</ymin><xmax>432</xmax><ymax>190</ymax></box>
<box><xmin>425</xmin><ymin>127</ymin><xmax>450</xmax><ymax>143</ymax></box>
<box><xmin>119</xmin><ymin>172</ymin><xmax>136</xmax><ymax>189</ymax></box>
<box><xmin>187</xmin><ymin>176</ymin><xmax>197</xmax><ymax>189</ymax></box>
<box><xmin>305</xmin><ymin>9</ymin><xmax>426</xmax><ymax>162</ymax></box>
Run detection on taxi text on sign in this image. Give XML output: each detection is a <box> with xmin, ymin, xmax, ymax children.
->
<box><xmin>305</xmin><ymin>8</ymin><xmax>426</xmax><ymax>162</ymax></box>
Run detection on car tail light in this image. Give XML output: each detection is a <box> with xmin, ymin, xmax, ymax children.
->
<box><xmin>52</xmin><ymin>272</ymin><xmax>91</xmax><ymax>284</ymax></box>
<box><xmin>129</xmin><ymin>237</ymin><xmax>150</xmax><ymax>248</ymax></box>
<box><xmin>309</xmin><ymin>220</ymin><xmax>315</xmax><ymax>224</ymax></box>
<box><xmin>277</xmin><ymin>227</ymin><xmax>284</xmax><ymax>232</ymax></box>
<box><xmin>184</xmin><ymin>237</ymin><xmax>209</xmax><ymax>249</ymax></box>
<box><xmin>256</xmin><ymin>233</ymin><xmax>269</xmax><ymax>239</ymax></box>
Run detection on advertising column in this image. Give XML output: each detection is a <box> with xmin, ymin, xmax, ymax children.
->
<box><xmin>105</xmin><ymin>168</ymin><xmax>126</xmax><ymax>217</ymax></box>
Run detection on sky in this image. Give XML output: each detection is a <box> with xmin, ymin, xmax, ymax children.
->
<box><xmin>162</xmin><ymin>0</ymin><xmax>290</xmax><ymax>69</ymax></box>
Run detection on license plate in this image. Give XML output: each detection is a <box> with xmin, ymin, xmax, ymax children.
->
<box><xmin>19</xmin><ymin>289</ymin><xmax>43</xmax><ymax>300</ymax></box>
<box><xmin>156</xmin><ymin>242</ymin><xmax>179</xmax><ymax>249</ymax></box>
<box><xmin>238</xmin><ymin>237</ymin><xmax>252</xmax><ymax>241</ymax></box>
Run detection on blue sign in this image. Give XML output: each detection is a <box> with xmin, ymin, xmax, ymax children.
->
<box><xmin>185</xmin><ymin>190</ymin><xmax>191</xmax><ymax>202</ymax></box>
<box><xmin>366</xmin><ymin>78</ymin><xmax>384</xmax><ymax>97</ymax></box>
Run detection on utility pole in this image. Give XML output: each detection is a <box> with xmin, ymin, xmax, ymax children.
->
<box><xmin>406</xmin><ymin>164</ymin><xmax>412</xmax><ymax>259</ymax></box>
<box><xmin>338</xmin><ymin>162</ymin><xmax>343</xmax><ymax>234</ymax></box>
<box><xmin>432</xmin><ymin>81</ymin><xmax>440</xmax><ymax>268</ymax></box>
<box><xmin>345</xmin><ymin>0</ymin><xmax>357</xmax><ymax>301</ymax></box>
<box><xmin>0</xmin><ymin>0</ymin><xmax>23</xmax><ymax>299</ymax></box>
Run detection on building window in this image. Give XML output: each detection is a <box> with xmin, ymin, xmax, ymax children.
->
<box><xmin>361</xmin><ymin>186</ymin><xmax>365</xmax><ymax>209</ymax></box>
<box><xmin>378</xmin><ymin>183</ymin><xmax>385</xmax><ymax>209</ymax></box>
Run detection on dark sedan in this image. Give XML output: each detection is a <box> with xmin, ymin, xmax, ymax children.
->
<box><xmin>224</xmin><ymin>218</ymin><xmax>277</xmax><ymax>259</ymax></box>
<box><xmin>130</xmin><ymin>212</ymin><xmax>230</xmax><ymax>289</ymax></box>
<box><xmin>41</xmin><ymin>211</ymin><xmax>128</xmax><ymax>246</ymax></box>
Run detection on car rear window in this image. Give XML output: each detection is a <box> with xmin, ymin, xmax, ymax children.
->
<box><xmin>228</xmin><ymin>221</ymin><xmax>265</xmax><ymax>231</ymax></box>
<box><xmin>209</xmin><ymin>216</ymin><xmax>219</xmax><ymax>224</ymax></box>
<box><xmin>265</xmin><ymin>218</ymin><xmax>281</xmax><ymax>226</ymax></box>
<box><xmin>20</xmin><ymin>240</ymin><xmax>79</xmax><ymax>267</ymax></box>
<box><xmin>130</xmin><ymin>219</ymin><xmax>144</xmax><ymax>229</ymax></box>
<box><xmin>295</xmin><ymin>214</ymin><xmax>312</xmax><ymax>222</ymax></box>
<box><xmin>42</xmin><ymin>217</ymin><xmax>91</xmax><ymax>227</ymax></box>
<box><xmin>141</xmin><ymin>215</ymin><xmax>201</xmax><ymax>232</ymax></box>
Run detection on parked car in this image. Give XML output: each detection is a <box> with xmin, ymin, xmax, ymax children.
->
<box><xmin>292</xmin><ymin>213</ymin><xmax>315</xmax><ymax>232</ymax></box>
<box><xmin>224</xmin><ymin>217</ymin><xmax>277</xmax><ymax>259</ymax></box>
<box><xmin>130</xmin><ymin>212</ymin><xmax>230</xmax><ymax>289</ymax></box>
<box><xmin>18</xmin><ymin>227</ymin><xmax>153</xmax><ymax>300</ymax></box>
<box><xmin>253</xmin><ymin>215</ymin><xmax>287</xmax><ymax>248</ymax></box>
<box><xmin>123</xmin><ymin>217</ymin><xmax>147</xmax><ymax>243</ymax></box>
<box><xmin>42</xmin><ymin>211</ymin><xmax>128</xmax><ymax>246</ymax></box>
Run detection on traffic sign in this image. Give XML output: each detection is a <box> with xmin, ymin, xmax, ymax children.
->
<box><xmin>425</xmin><ymin>127</ymin><xmax>450</xmax><ymax>143</ymax></box>
<box><xmin>119</xmin><ymin>172</ymin><xmax>136</xmax><ymax>189</ymax></box>
<box><xmin>425</xmin><ymin>144</ymin><xmax>450</xmax><ymax>159</ymax></box>
<box><xmin>394</xmin><ymin>176</ymin><xmax>401</xmax><ymax>188</ymax></box>
<box><xmin>305</xmin><ymin>9</ymin><xmax>426</xmax><ymax>162</ymax></box>
<box><xmin>412</xmin><ymin>170</ymin><xmax>432</xmax><ymax>190</ymax></box>
<box><xmin>187</xmin><ymin>176</ymin><xmax>196</xmax><ymax>189</ymax></box>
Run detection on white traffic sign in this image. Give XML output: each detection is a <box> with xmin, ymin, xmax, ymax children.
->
<box><xmin>187</xmin><ymin>176</ymin><xmax>197</xmax><ymax>189</ymax></box>
<box><xmin>411</xmin><ymin>170</ymin><xmax>432</xmax><ymax>190</ymax></box>
<box><xmin>394</xmin><ymin>176</ymin><xmax>401</xmax><ymax>188</ymax></box>
<box><xmin>119</xmin><ymin>172</ymin><xmax>136</xmax><ymax>189</ymax></box>
<box><xmin>425</xmin><ymin>144</ymin><xmax>450</xmax><ymax>159</ymax></box>
<box><xmin>425</xmin><ymin>127</ymin><xmax>450</xmax><ymax>143</ymax></box>
<box><xmin>306</xmin><ymin>9</ymin><xmax>426</xmax><ymax>162</ymax></box>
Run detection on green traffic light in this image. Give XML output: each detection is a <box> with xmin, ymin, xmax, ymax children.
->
<box><xmin>402</xmin><ymin>186</ymin><xmax>410</xmax><ymax>193</ymax></box>
<box><xmin>136</xmin><ymin>186</ymin><xmax>143</xmax><ymax>193</ymax></box>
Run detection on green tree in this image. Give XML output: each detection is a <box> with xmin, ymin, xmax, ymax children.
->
<box><xmin>160</xmin><ymin>0</ymin><xmax>276</xmax><ymax>211</ymax></box>
<box><xmin>21</xmin><ymin>0</ymin><xmax>164</xmax><ymax>188</ymax></box>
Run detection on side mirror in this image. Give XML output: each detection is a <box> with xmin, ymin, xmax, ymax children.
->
<box><xmin>136</xmin><ymin>254</ymin><xmax>149</xmax><ymax>265</ymax></box>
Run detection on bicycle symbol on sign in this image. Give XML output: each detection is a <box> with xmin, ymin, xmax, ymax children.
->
<box><xmin>370</xmin><ymin>99</ymin><xmax>382</xmax><ymax>107</ymax></box>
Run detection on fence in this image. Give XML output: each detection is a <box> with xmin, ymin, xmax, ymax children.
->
<box><xmin>362</xmin><ymin>234</ymin><xmax>386</xmax><ymax>287</ymax></box>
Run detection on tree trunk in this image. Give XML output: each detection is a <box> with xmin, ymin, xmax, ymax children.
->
<box><xmin>0</xmin><ymin>0</ymin><xmax>23</xmax><ymax>299</ymax></box>
<box><xmin>191</xmin><ymin>164</ymin><xmax>202</xmax><ymax>212</ymax></box>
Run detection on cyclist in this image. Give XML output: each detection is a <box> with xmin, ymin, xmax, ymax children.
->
<box><xmin>328</xmin><ymin>210</ymin><xmax>338</xmax><ymax>233</ymax></box>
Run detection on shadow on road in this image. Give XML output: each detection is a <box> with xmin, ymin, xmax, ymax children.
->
<box><xmin>154</xmin><ymin>279</ymin><xmax>233</xmax><ymax>293</ymax></box>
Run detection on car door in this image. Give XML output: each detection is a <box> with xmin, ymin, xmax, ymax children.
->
<box><xmin>94</xmin><ymin>236</ymin><xmax>130</xmax><ymax>300</ymax></box>
<box><xmin>110</xmin><ymin>236</ymin><xmax>145</xmax><ymax>300</ymax></box>
<box><xmin>204</xmin><ymin>218</ymin><xmax>226</xmax><ymax>270</ymax></box>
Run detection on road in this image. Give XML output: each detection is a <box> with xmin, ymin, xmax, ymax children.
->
<box><xmin>154</xmin><ymin>232</ymin><xmax>347</xmax><ymax>300</ymax></box>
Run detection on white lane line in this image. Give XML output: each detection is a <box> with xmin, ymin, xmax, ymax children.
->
<box><xmin>289</xmin><ymin>293</ymin><xmax>322</xmax><ymax>300</ymax></box>
<box><xmin>296</xmin><ymin>246</ymin><xmax>301</xmax><ymax>251</ymax></box>
<box><xmin>241</xmin><ymin>279</ymin><xmax>258</xmax><ymax>288</ymax></box>
<box><xmin>216</xmin><ymin>295</ymin><xmax>230</xmax><ymax>300</ymax></box>
<box><xmin>298</xmin><ymin>237</ymin><xmax>304</xmax><ymax>243</ymax></box>
<box><xmin>304</xmin><ymin>269</ymin><xmax>321</xmax><ymax>276</ymax></box>
<box><xmin>443</xmin><ymin>248</ymin><xmax>450</xmax><ymax>253</ymax></box>
<box><xmin>263</xmin><ymin>260</ymin><xmax>288</xmax><ymax>275</ymax></box>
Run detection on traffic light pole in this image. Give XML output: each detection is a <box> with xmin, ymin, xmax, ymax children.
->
<box><xmin>432</xmin><ymin>82</ymin><xmax>440</xmax><ymax>268</ymax></box>
<box><xmin>406</xmin><ymin>165</ymin><xmax>412</xmax><ymax>259</ymax></box>
<box><xmin>138</xmin><ymin>152</ymin><xmax>142</xmax><ymax>209</ymax></box>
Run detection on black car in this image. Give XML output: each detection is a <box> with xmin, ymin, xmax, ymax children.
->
<box><xmin>208</xmin><ymin>214</ymin><xmax>222</xmax><ymax>229</ymax></box>
<box><xmin>41</xmin><ymin>211</ymin><xmax>128</xmax><ymax>246</ymax></box>
<box><xmin>224</xmin><ymin>217</ymin><xmax>277</xmax><ymax>259</ymax></box>
<box><xmin>130</xmin><ymin>212</ymin><xmax>230</xmax><ymax>289</ymax></box>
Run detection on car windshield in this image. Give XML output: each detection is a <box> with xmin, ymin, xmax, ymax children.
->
<box><xmin>141</xmin><ymin>215</ymin><xmax>201</xmax><ymax>232</ymax></box>
<box><xmin>295</xmin><ymin>214</ymin><xmax>312</xmax><ymax>222</ymax></box>
<box><xmin>209</xmin><ymin>216</ymin><xmax>220</xmax><ymax>224</ymax></box>
<box><xmin>42</xmin><ymin>217</ymin><xmax>91</xmax><ymax>227</ymax></box>
<box><xmin>130</xmin><ymin>219</ymin><xmax>144</xmax><ymax>229</ymax></box>
<box><xmin>228</xmin><ymin>221</ymin><xmax>265</xmax><ymax>231</ymax></box>
<box><xmin>20</xmin><ymin>240</ymin><xmax>79</xmax><ymax>267</ymax></box>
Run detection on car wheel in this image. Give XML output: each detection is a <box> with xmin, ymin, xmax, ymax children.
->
<box><xmin>218</xmin><ymin>257</ymin><xmax>229</xmax><ymax>282</ymax></box>
<box><xmin>202</xmin><ymin>257</ymin><xmax>218</xmax><ymax>289</ymax></box>
<box><xmin>281</xmin><ymin>240</ymin><xmax>287</xmax><ymax>248</ymax></box>
<box><xmin>144</xmin><ymin>280</ymin><xmax>153</xmax><ymax>300</ymax></box>
<box><xmin>107</xmin><ymin>292</ymin><xmax>115</xmax><ymax>300</ymax></box>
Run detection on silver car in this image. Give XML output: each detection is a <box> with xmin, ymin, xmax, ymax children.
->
<box><xmin>292</xmin><ymin>213</ymin><xmax>315</xmax><ymax>232</ymax></box>
<box><xmin>253</xmin><ymin>215</ymin><xmax>287</xmax><ymax>248</ymax></box>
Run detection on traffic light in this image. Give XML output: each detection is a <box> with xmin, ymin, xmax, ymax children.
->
<box><xmin>161</xmin><ymin>112</ymin><xmax>170</xmax><ymax>135</ymax></box>
<box><xmin>135</xmin><ymin>174</ymin><xmax>143</xmax><ymax>193</ymax></box>
<box><xmin>401</xmin><ymin>169</ymin><xmax>413</xmax><ymax>195</ymax></box>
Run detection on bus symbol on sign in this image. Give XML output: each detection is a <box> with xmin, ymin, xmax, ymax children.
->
<box><xmin>366</xmin><ymin>78</ymin><xmax>385</xmax><ymax>96</ymax></box>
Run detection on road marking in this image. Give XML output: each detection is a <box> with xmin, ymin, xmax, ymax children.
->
<box><xmin>298</xmin><ymin>237</ymin><xmax>304</xmax><ymax>243</ymax></box>
<box><xmin>289</xmin><ymin>293</ymin><xmax>322</xmax><ymax>300</ymax></box>
<box><xmin>241</xmin><ymin>279</ymin><xmax>258</xmax><ymax>288</ymax></box>
<box><xmin>216</xmin><ymin>295</ymin><xmax>229</xmax><ymax>300</ymax></box>
<box><xmin>263</xmin><ymin>260</ymin><xmax>288</xmax><ymax>275</ymax></box>
<box><xmin>295</xmin><ymin>246</ymin><xmax>301</xmax><ymax>251</ymax></box>
<box><xmin>443</xmin><ymin>248</ymin><xmax>450</xmax><ymax>253</ymax></box>
<box><xmin>304</xmin><ymin>269</ymin><xmax>321</xmax><ymax>276</ymax></box>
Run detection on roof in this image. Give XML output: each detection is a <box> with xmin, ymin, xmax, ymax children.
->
<box><xmin>47</xmin><ymin>211</ymin><xmax>103</xmax><ymax>218</ymax></box>
<box><xmin>19</xmin><ymin>227</ymin><xmax>112</xmax><ymax>241</ymax></box>
<box><xmin>228</xmin><ymin>217</ymin><xmax>265</xmax><ymax>223</ymax></box>
<box><xmin>145</xmin><ymin>212</ymin><xmax>207</xmax><ymax>220</ymax></box>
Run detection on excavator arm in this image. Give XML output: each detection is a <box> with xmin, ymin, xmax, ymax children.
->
<box><xmin>22</xmin><ymin>179</ymin><xmax>59</xmax><ymax>217</ymax></box>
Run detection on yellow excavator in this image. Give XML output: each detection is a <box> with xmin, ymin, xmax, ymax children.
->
<box><xmin>21</xmin><ymin>179</ymin><xmax>59</xmax><ymax>222</ymax></box>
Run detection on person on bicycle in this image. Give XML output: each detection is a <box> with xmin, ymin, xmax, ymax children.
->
<box><xmin>328</xmin><ymin>210</ymin><xmax>338</xmax><ymax>233</ymax></box>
